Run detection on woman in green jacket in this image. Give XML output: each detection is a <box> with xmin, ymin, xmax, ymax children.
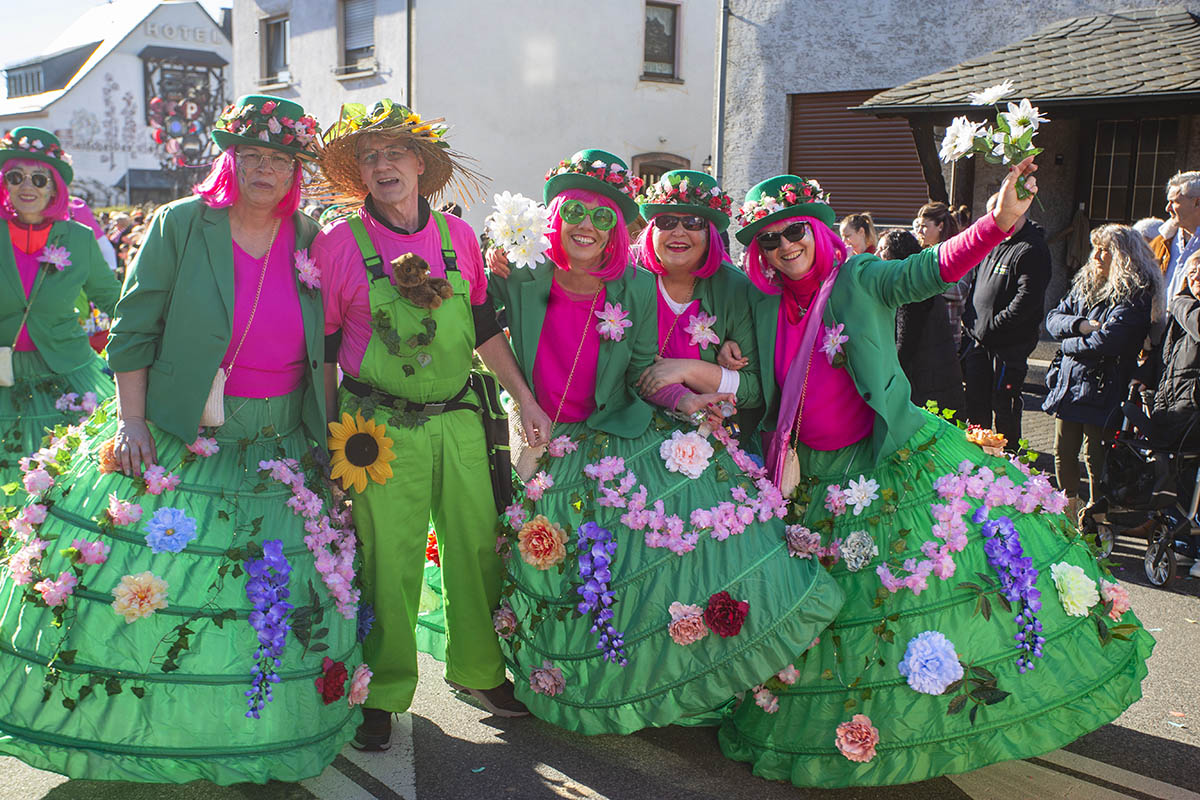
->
<box><xmin>716</xmin><ymin>159</ymin><xmax>1153</xmax><ymax>788</ymax></box>
<box><xmin>631</xmin><ymin>170</ymin><xmax>764</xmax><ymax>442</ymax></box>
<box><xmin>0</xmin><ymin>97</ymin><xmax>362</xmax><ymax>785</ymax></box>
<box><xmin>484</xmin><ymin>149</ymin><xmax>842</xmax><ymax>736</ymax></box>
<box><xmin>0</xmin><ymin>127</ymin><xmax>119</xmax><ymax>486</ymax></box>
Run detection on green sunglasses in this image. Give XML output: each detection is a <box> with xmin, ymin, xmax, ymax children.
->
<box><xmin>557</xmin><ymin>199</ymin><xmax>618</xmax><ymax>231</ymax></box>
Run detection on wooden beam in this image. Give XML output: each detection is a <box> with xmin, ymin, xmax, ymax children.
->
<box><xmin>909</xmin><ymin>119</ymin><xmax>948</xmax><ymax>203</ymax></box>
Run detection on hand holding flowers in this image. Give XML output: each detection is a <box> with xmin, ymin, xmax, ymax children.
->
<box><xmin>484</xmin><ymin>191</ymin><xmax>553</xmax><ymax>270</ymax></box>
<box><xmin>940</xmin><ymin>81</ymin><xmax>1044</xmax><ymax>201</ymax></box>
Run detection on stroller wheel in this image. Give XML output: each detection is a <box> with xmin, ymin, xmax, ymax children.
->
<box><xmin>1144</xmin><ymin>535</ymin><xmax>1176</xmax><ymax>586</ymax></box>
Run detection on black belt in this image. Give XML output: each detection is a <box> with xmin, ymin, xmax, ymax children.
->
<box><xmin>342</xmin><ymin>375</ymin><xmax>476</xmax><ymax>415</ymax></box>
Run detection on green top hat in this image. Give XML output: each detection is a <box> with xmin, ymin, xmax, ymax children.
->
<box><xmin>638</xmin><ymin>169</ymin><xmax>732</xmax><ymax>232</ymax></box>
<box><xmin>543</xmin><ymin>149</ymin><xmax>643</xmax><ymax>221</ymax></box>
<box><xmin>0</xmin><ymin>127</ymin><xmax>73</xmax><ymax>184</ymax></box>
<box><xmin>734</xmin><ymin>175</ymin><xmax>835</xmax><ymax>245</ymax></box>
<box><xmin>211</xmin><ymin>94</ymin><xmax>321</xmax><ymax>159</ymax></box>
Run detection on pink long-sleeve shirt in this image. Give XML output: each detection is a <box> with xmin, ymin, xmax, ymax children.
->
<box><xmin>533</xmin><ymin>278</ymin><xmax>604</xmax><ymax>424</ymax></box>
<box><xmin>315</xmin><ymin>207</ymin><xmax>488</xmax><ymax>377</ymax></box>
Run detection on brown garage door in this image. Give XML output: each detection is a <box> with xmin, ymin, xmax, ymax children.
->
<box><xmin>788</xmin><ymin>90</ymin><xmax>931</xmax><ymax>226</ymax></box>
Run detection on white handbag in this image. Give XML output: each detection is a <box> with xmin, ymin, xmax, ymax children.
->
<box><xmin>780</xmin><ymin>447</ymin><xmax>802</xmax><ymax>497</ymax></box>
<box><xmin>508</xmin><ymin>406</ymin><xmax>545</xmax><ymax>482</ymax></box>
<box><xmin>0</xmin><ymin>347</ymin><xmax>13</xmax><ymax>388</ymax></box>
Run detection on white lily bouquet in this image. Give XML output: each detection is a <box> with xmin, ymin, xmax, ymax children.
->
<box><xmin>939</xmin><ymin>80</ymin><xmax>1047</xmax><ymax>199</ymax></box>
<box><xmin>484</xmin><ymin>191</ymin><xmax>553</xmax><ymax>269</ymax></box>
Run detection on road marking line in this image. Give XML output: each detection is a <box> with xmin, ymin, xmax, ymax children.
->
<box><xmin>947</xmin><ymin>758</ymin><xmax>1133</xmax><ymax>799</ymax></box>
<box><xmin>300</xmin><ymin>763</ymin><xmax>379</xmax><ymax>800</ymax></box>
<box><xmin>340</xmin><ymin>712</ymin><xmax>417</xmax><ymax>799</ymax></box>
<box><xmin>1040</xmin><ymin>749</ymin><xmax>1200</xmax><ymax>800</ymax></box>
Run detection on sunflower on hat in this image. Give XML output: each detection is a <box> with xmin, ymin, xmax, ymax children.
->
<box><xmin>315</xmin><ymin>98</ymin><xmax>485</xmax><ymax>205</ymax></box>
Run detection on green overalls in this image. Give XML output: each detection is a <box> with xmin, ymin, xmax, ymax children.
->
<box><xmin>342</xmin><ymin>212</ymin><xmax>504</xmax><ymax>712</ymax></box>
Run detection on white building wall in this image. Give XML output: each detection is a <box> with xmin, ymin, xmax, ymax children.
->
<box><xmin>2</xmin><ymin>3</ymin><xmax>230</xmax><ymax>204</ymax></box>
<box><xmin>232</xmin><ymin>0</ymin><xmax>718</xmax><ymax>228</ymax></box>
<box><xmin>721</xmin><ymin>0</ymin><xmax>1165</xmax><ymax>206</ymax></box>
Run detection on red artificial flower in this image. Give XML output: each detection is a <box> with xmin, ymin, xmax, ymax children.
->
<box><xmin>608</xmin><ymin>173</ymin><xmax>622</xmax><ymax>184</ymax></box>
<box><xmin>426</xmin><ymin>529</ymin><xmax>440</xmax><ymax>566</ymax></box>
<box><xmin>281</xmin><ymin>133</ymin><xmax>295</xmax><ymax>145</ymax></box>
<box><xmin>314</xmin><ymin>656</ymin><xmax>348</xmax><ymax>704</ymax></box>
<box><xmin>261</xmin><ymin>100</ymin><xmax>278</xmax><ymax>114</ymax></box>
<box><xmin>704</xmin><ymin>590</ymin><xmax>749</xmax><ymax>637</ymax></box>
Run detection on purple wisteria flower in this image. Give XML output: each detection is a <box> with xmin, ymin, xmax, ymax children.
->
<box><xmin>980</xmin><ymin>516</ymin><xmax>1044</xmax><ymax>672</ymax></box>
<box><xmin>357</xmin><ymin>602</ymin><xmax>375</xmax><ymax>643</ymax></box>
<box><xmin>244</xmin><ymin>539</ymin><xmax>293</xmax><ymax>718</ymax></box>
<box><xmin>576</xmin><ymin>521</ymin><xmax>627</xmax><ymax>666</ymax></box>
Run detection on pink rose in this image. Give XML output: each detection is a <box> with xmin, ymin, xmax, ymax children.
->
<box><xmin>493</xmin><ymin>604</ymin><xmax>518</xmax><ymax>638</ymax></box>
<box><xmin>667</xmin><ymin>601</ymin><xmax>709</xmax><ymax>645</ymax></box>
<box><xmin>835</xmin><ymin>714</ymin><xmax>880</xmax><ymax>762</ymax></box>
<box><xmin>785</xmin><ymin>525</ymin><xmax>821</xmax><ymax>558</ymax></box>
<box><xmin>659</xmin><ymin>430</ymin><xmax>714</xmax><ymax>480</ymax></box>
<box><xmin>72</xmin><ymin>538</ymin><xmax>111</xmax><ymax>566</ymax></box>
<box><xmin>1100</xmin><ymin>579</ymin><xmax>1131</xmax><ymax>620</ymax></box>
<box><xmin>260</xmin><ymin>100</ymin><xmax>277</xmax><ymax>114</ymax></box>
<box><xmin>347</xmin><ymin>663</ymin><xmax>372</xmax><ymax>706</ymax></box>
<box><xmin>530</xmin><ymin>660</ymin><xmax>565</xmax><ymax>696</ymax></box>
<box><xmin>23</xmin><ymin>468</ymin><xmax>53</xmax><ymax>495</ymax></box>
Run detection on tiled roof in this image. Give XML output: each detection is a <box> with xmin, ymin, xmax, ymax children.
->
<box><xmin>858</xmin><ymin>5</ymin><xmax>1200</xmax><ymax>112</ymax></box>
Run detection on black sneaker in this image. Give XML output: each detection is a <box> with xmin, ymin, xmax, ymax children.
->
<box><xmin>351</xmin><ymin>707</ymin><xmax>392</xmax><ymax>751</ymax></box>
<box><xmin>445</xmin><ymin>678</ymin><xmax>530</xmax><ymax>718</ymax></box>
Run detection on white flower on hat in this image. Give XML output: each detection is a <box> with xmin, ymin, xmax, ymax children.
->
<box><xmin>591</xmin><ymin>159</ymin><xmax>606</xmax><ymax>169</ymax></box>
<box><xmin>61</xmin><ymin>153</ymin><xmax>73</xmax><ymax>165</ymax></box>
<box><xmin>17</xmin><ymin>137</ymin><xmax>29</xmax><ymax>147</ymax></box>
<box><xmin>258</xmin><ymin>131</ymin><xmax>270</xmax><ymax>142</ymax></box>
<box><xmin>31</xmin><ymin>139</ymin><xmax>43</xmax><ymax>149</ymax></box>
<box><xmin>678</xmin><ymin>178</ymin><xmax>689</xmax><ymax>193</ymax></box>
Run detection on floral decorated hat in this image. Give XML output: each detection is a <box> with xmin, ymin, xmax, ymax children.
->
<box><xmin>316</xmin><ymin>98</ymin><xmax>484</xmax><ymax>203</ymax></box>
<box><xmin>638</xmin><ymin>169</ymin><xmax>732</xmax><ymax>232</ymax></box>
<box><xmin>734</xmin><ymin>175</ymin><xmax>835</xmax><ymax>245</ymax></box>
<box><xmin>211</xmin><ymin>94</ymin><xmax>321</xmax><ymax>159</ymax></box>
<box><xmin>0</xmin><ymin>126</ymin><xmax>73</xmax><ymax>184</ymax></box>
<box><xmin>543</xmin><ymin>149</ymin><xmax>643</xmax><ymax>221</ymax></box>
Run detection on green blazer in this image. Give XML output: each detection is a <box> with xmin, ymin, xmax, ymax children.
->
<box><xmin>489</xmin><ymin>260</ymin><xmax>657</xmax><ymax>439</ymax></box>
<box><xmin>691</xmin><ymin>261</ymin><xmax>762</xmax><ymax>410</ymax></box>
<box><xmin>751</xmin><ymin>248</ymin><xmax>948</xmax><ymax>465</ymax></box>
<box><xmin>0</xmin><ymin>220</ymin><xmax>119</xmax><ymax>373</ymax></box>
<box><xmin>107</xmin><ymin>198</ymin><xmax>324</xmax><ymax>443</ymax></box>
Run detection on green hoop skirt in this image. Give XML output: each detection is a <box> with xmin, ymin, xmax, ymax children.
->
<box><xmin>0</xmin><ymin>349</ymin><xmax>114</xmax><ymax>488</ymax></box>
<box><xmin>718</xmin><ymin>414</ymin><xmax>1153</xmax><ymax>788</ymax></box>
<box><xmin>0</xmin><ymin>392</ymin><xmax>360</xmax><ymax>785</ymax></box>
<box><xmin>489</xmin><ymin>417</ymin><xmax>844</xmax><ymax>735</ymax></box>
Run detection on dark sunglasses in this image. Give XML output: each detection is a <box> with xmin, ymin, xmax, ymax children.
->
<box><xmin>5</xmin><ymin>171</ymin><xmax>50</xmax><ymax>189</ymax></box>
<box><xmin>755</xmin><ymin>221</ymin><xmax>811</xmax><ymax>251</ymax></box>
<box><xmin>653</xmin><ymin>214</ymin><xmax>707</xmax><ymax>232</ymax></box>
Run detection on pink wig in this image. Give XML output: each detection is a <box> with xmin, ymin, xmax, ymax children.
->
<box><xmin>193</xmin><ymin>149</ymin><xmax>303</xmax><ymax>218</ymax></box>
<box><xmin>637</xmin><ymin>216</ymin><xmax>728</xmax><ymax>279</ymax></box>
<box><xmin>545</xmin><ymin>189</ymin><xmax>631</xmax><ymax>282</ymax></box>
<box><xmin>744</xmin><ymin>215</ymin><xmax>849</xmax><ymax>295</ymax></box>
<box><xmin>0</xmin><ymin>158</ymin><xmax>70</xmax><ymax>222</ymax></box>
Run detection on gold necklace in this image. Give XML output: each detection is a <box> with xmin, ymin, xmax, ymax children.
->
<box><xmin>548</xmin><ymin>282</ymin><xmax>604</xmax><ymax>437</ymax></box>
<box><xmin>657</xmin><ymin>275</ymin><xmax>698</xmax><ymax>357</ymax></box>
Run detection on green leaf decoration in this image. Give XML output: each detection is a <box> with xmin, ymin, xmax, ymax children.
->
<box><xmin>947</xmin><ymin>694</ymin><xmax>968</xmax><ymax>715</ymax></box>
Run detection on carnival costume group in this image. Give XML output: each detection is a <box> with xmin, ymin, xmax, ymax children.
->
<box><xmin>0</xmin><ymin>94</ymin><xmax>1154</xmax><ymax>790</ymax></box>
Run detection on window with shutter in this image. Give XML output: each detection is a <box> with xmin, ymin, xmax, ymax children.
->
<box><xmin>643</xmin><ymin>2</ymin><xmax>678</xmax><ymax>80</ymax></box>
<box><xmin>342</xmin><ymin>0</ymin><xmax>376</xmax><ymax>71</ymax></box>
<box><xmin>788</xmin><ymin>90</ymin><xmax>930</xmax><ymax>225</ymax></box>
<box><xmin>1088</xmin><ymin>118</ymin><xmax>1178</xmax><ymax>224</ymax></box>
<box><xmin>262</xmin><ymin>16</ymin><xmax>289</xmax><ymax>83</ymax></box>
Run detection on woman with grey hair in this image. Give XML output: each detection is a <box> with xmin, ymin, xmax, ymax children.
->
<box><xmin>1043</xmin><ymin>224</ymin><xmax>1162</xmax><ymax>521</ymax></box>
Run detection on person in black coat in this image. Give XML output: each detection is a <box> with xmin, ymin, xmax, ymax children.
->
<box><xmin>880</xmin><ymin>229</ymin><xmax>966</xmax><ymax>412</ymax></box>
<box><xmin>1043</xmin><ymin>224</ymin><xmax>1161</xmax><ymax>521</ymax></box>
<box><xmin>1152</xmin><ymin>252</ymin><xmax>1200</xmax><ymax>445</ymax></box>
<box><xmin>962</xmin><ymin>196</ymin><xmax>1052</xmax><ymax>446</ymax></box>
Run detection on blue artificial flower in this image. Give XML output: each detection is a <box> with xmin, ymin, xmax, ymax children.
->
<box><xmin>897</xmin><ymin>630</ymin><xmax>964</xmax><ymax>695</ymax></box>
<box><xmin>575</xmin><ymin>522</ymin><xmax>626</xmax><ymax>666</ymax></box>
<box><xmin>357</xmin><ymin>603</ymin><xmax>375</xmax><ymax>643</ymax></box>
<box><xmin>244</xmin><ymin>539</ymin><xmax>292</xmax><ymax>718</ymax></box>
<box><xmin>143</xmin><ymin>507</ymin><xmax>198</xmax><ymax>554</ymax></box>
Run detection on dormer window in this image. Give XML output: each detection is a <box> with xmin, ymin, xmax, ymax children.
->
<box><xmin>6</xmin><ymin>67</ymin><xmax>43</xmax><ymax>98</ymax></box>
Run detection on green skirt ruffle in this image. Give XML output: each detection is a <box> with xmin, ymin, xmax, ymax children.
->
<box><xmin>0</xmin><ymin>349</ymin><xmax>114</xmax><ymax>488</ymax></box>
<box><xmin>494</xmin><ymin>417</ymin><xmax>845</xmax><ymax>736</ymax></box>
<box><xmin>718</xmin><ymin>413</ymin><xmax>1154</xmax><ymax>788</ymax></box>
<box><xmin>0</xmin><ymin>392</ymin><xmax>360</xmax><ymax>785</ymax></box>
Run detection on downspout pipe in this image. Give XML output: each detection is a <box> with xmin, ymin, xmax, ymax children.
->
<box><xmin>713</xmin><ymin>0</ymin><xmax>730</xmax><ymax>186</ymax></box>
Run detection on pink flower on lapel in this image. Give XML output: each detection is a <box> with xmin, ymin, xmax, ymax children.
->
<box><xmin>821</xmin><ymin>323</ymin><xmax>849</xmax><ymax>365</ymax></box>
<box><xmin>594</xmin><ymin>301</ymin><xmax>631</xmax><ymax>342</ymax></box>
<box><xmin>295</xmin><ymin>248</ymin><xmax>320</xmax><ymax>290</ymax></box>
<box><xmin>38</xmin><ymin>244</ymin><xmax>71</xmax><ymax>271</ymax></box>
<box><xmin>685</xmin><ymin>311</ymin><xmax>719</xmax><ymax>350</ymax></box>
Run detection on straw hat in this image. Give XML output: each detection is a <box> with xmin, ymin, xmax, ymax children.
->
<box><xmin>316</xmin><ymin>98</ymin><xmax>484</xmax><ymax>204</ymax></box>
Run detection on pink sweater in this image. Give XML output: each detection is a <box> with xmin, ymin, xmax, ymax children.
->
<box><xmin>533</xmin><ymin>278</ymin><xmax>604</xmax><ymax>424</ymax></box>
<box><xmin>12</xmin><ymin>248</ymin><xmax>40</xmax><ymax>351</ymax></box>
<box><xmin>315</xmin><ymin>208</ymin><xmax>487</xmax><ymax>377</ymax></box>
<box><xmin>222</xmin><ymin>220</ymin><xmax>306</xmax><ymax>397</ymax></box>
